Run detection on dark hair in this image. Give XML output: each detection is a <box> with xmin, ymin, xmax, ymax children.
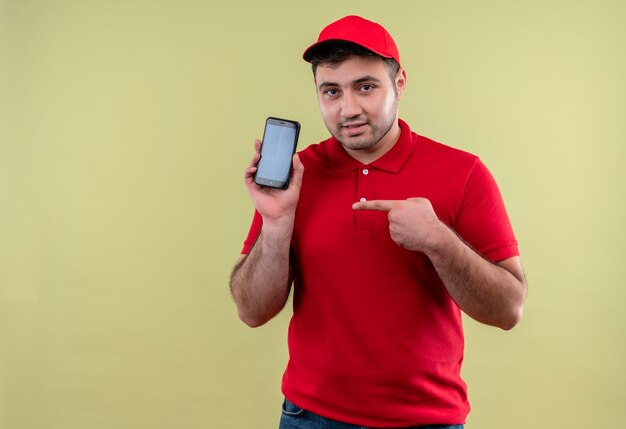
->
<box><xmin>309</xmin><ymin>41</ymin><xmax>400</xmax><ymax>84</ymax></box>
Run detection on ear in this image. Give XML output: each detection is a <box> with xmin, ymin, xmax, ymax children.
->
<box><xmin>395</xmin><ymin>68</ymin><xmax>407</xmax><ymax>100</ymax></box>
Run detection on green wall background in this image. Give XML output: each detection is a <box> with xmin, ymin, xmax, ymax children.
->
<box><xmin>1</xmin><ymin>0</ymin><xmax>625</xmax><ymax>427</ymax></box>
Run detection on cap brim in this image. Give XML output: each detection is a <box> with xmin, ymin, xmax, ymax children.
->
<box><xmin>302</xmin><ymin>39</ymin><xmax>393</xmax><ymax>63</ymax></box>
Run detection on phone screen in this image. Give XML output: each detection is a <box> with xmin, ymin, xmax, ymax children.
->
<box><xmin>254</xmin><ymin>117</ymin><xmax>300</xmax><ymax>189</ymax></box>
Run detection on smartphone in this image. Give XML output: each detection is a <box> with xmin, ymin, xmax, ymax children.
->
<box><xmin>254</xmin><ymin>117</ymin><xmax>301</xmax><ymax>189</ymax></box>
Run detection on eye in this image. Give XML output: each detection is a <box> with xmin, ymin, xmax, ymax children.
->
<box><xmin>359</xmin><ymin>84</ymin><xmax>375</xmax><ymax>93</ymax></box>
<box><xmin>324</xmin><ymin>88</ymin><xmax>339</xmax><ymax>97</ymax></box>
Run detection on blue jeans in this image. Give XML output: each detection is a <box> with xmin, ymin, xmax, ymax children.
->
<box><xmin>279</xmin><ymin>398</ymin><xmax>464</xmax><ymax>429</ymax></box>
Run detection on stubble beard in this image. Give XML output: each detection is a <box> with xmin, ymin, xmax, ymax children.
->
<box><xmin>335</xmin><ymin>118</ymin><xmax>395</xmax><ymax>152</ymax></box>
<box><xmin>328</xmin><ymin>98</ymin><xmax>399</xmax><ymax>153</ymax></box>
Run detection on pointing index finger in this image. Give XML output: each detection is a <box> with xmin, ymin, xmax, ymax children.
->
<box><xmin>352</xmin><ymin>200</ymin><xmax>396</xmax><ymax>212</ymax></box>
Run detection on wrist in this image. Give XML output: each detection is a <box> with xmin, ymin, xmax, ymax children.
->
<box><xmin>261</xmin><ymin>216</ymin><xmax>295</xmax><ymax>239</ymax></box>
<box><xmin>420</xmin><ymin>220</ymin><xmax>456</xmax><ymax>258</ymax></box>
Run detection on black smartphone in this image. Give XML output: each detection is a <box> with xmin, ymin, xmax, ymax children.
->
<box><xmin>254</xmin><ymin>117</ymin><xmax>301</xmax><ymax>189</ymax></box>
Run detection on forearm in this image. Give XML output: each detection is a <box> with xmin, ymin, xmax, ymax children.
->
<box><xmin>230</xmin><ymin>225</ymin><xmax>293</xmax><ymax>328</ymax></box>
<box><xmin>424</xmin><ymin>223</ymin><xmax>527</xmax><ymax>330</ymax></box>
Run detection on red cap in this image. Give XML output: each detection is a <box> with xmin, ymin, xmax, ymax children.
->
<box><xmin>303</xmin><ymin>15</ymin><xmax>400</xmax><ymax>66</ymax></box>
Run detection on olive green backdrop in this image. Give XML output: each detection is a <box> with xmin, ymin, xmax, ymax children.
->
<box><xmin>1</xmin><ymin>0</ymin><xmax>624</xmax><ymax>428</ymax></box>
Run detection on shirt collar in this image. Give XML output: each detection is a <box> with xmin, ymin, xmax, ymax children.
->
<box><xmin>326</xmin><ymin>118</ymin><xmax>414</xmax><ymax>173</ymax></box>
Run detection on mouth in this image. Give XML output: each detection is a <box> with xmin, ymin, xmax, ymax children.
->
<box><xmin>341</xmin><ymin>122</ymin><xmax>368</xmax><ymax>137</ymax></box>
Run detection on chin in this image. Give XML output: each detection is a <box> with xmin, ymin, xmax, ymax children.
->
<box><xmin>341</xmin><ymin>139</ymin><xmax>378</xmax><ymax>151</ymax></box>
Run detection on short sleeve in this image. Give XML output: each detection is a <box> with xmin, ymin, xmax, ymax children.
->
<box><xmin>241</xmin><ymin>210</ymin><xmax>263</xmax><ymax>254</ymax></box>
<box><xmin>454</xmin><ymin>159</ymin><xmax>519</xmax><ymax>262</ymax></box>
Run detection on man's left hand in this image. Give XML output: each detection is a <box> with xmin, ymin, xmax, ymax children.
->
<box><xmin>352</xmin><ymin>198</ymin><xmax>445</xmax><ymax>252</ymax></box>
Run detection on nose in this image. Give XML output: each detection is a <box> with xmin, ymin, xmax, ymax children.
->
<box><xmin>340</xmin><ymin>91</ymin><xmax>362</xmax><ymax>119</ymax></box>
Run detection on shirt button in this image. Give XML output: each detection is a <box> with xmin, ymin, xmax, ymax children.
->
<box><xmin>362</xmin><ymin>168</ymin><xmax>369</xmax><ymax>175</ymax></box>
<box><xmin>360</xmin><ymin>197</ymin><xmax>366</xmax><ymax>202</ymax></box>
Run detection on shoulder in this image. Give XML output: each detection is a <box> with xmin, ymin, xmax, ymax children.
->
<box><xmin>413</xmin><ymin>132</ymin><xmax>477</xmax><ymax>160</ymax></box>
<box><xmin>411</xmin><ymin>132</ymin><xmax>480</xmax><ymax>172</ymax></box>
<box><xmin>398</xmin><ymin>118</ymin><xmax>478</xmax><ymax>166</ymax></box>
<box><xmin>296</xmin><ymin>137</ymin><xmax>333</xmax><ymax>167</ymax></box>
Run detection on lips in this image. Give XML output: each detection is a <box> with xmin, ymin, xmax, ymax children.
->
<box><xmin>342</xmin><ymin>122</ymin><xmax>368</xmax><ymax>136</ymax></box>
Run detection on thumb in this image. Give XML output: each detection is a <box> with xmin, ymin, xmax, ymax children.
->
<box><xmin>289</xmin><ymin>154</ymin><xmax>304</xmax><ymax>189</ymax></box>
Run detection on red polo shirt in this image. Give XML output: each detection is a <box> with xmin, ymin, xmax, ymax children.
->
<box><xmin>242</xmin><ymin>119</ymin><xmax>519</xmax><ymax>427</ymax></box>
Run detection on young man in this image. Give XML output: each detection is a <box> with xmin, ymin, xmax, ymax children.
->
<box><xmin>230</xmin><ymin>15</ymin><xmax>527</xmax><ymax>429</ymax></box>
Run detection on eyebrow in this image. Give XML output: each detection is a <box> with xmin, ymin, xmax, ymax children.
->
<box><xmin>318</xmin><ymin>75</ymin><xmax>382</xmax><ymax>91</ymax></box>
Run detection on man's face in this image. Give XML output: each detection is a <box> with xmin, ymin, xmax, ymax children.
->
<box><xmin>315</xmin><ymin>56</ymin><xmax>406</xmax><ymax>155</ymax></box>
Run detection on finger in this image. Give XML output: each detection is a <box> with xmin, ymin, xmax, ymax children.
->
<box><xmin>352</xmin><ymin>200</ymin><xmax>396</xmax><ymax>212</ymax></box>
<box><xmin>244</xmin><ymin>165</ymin><xmax>257</xmax><ymax>179</ymax></box>
<box><xmin>246</xmin><ymin>139</ymin><xmax>261</xmax><ymax>168</ymax></box>
<box><xmin>245</xmin><ymin>139</ymin><xmax>261</xmax><ymax>182</ymax></box>
<box><xmin>247</xmin><ymin>139</ymin><xmax>261</xmax><ymax>163</ymax></box>
<box><xmin>245</xmin><ymin>158</ymin><xmax>259</xmax><ymax>180</ymax></box>
<box><xmin>288</xmin><ymin>153</ymin><xmax>304</xmax><ymax>190</ymax></box>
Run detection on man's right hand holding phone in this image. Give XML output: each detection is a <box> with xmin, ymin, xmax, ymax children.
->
<box><xmin>244</xmin><ymin>138</ymin><xmax>304</xmax><ymax>232</ymax></box>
